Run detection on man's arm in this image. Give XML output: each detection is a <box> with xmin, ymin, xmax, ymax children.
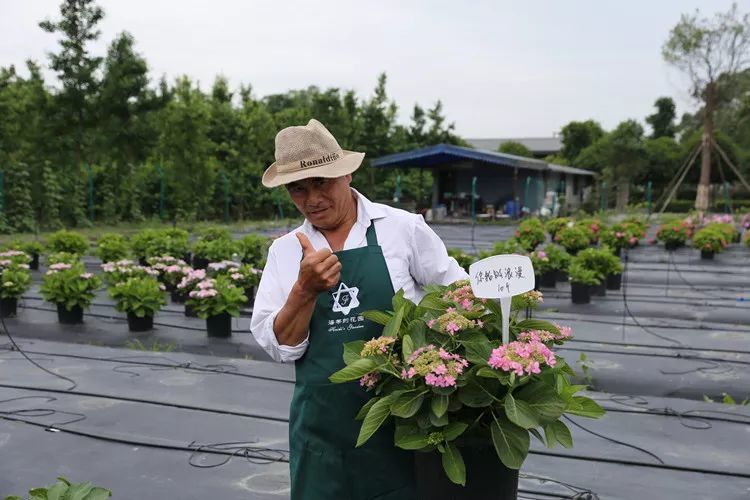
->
<box><xmin>408</xmin><ymin>215</ymin><xmax>468</xmax><ymax>286</ymax></box>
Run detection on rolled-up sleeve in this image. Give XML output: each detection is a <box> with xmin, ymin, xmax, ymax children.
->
<box><xmin>408</xmin><ymin>215</ymin><xmax>468</xmax><ymax>287</ymax></box>
<box><xmin>250</xmin><ymin>242</ymin><xmax>309</xmax><ymax>363</ymax></box>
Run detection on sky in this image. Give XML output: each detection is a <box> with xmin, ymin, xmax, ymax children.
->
<box><xmin>2</xmin><ymin>0</ymin><xmax>749</xmax><ymax>138</ymax></box>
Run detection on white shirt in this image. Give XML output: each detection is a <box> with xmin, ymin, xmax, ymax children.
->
<box><xmin>250</xmin><ymin>189</ymin><xmax>468</xmax><ymax>363</ymax></box>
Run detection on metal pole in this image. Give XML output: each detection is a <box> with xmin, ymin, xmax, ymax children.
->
<box><xmin>86</xmin><ymin>164</ymin><xmax>94</xmax><ymax>222</ymax></box>
<box><xmin>157</xmin><ymin>165</ymin><xmax>165</xmax><ymax>223</ymax></box>
<box><xmin>600</xmin><ymin>181</ymin><xmax>607</xmax><ymax>212</ymax></box>
<box><xmin>723</xmin><ymin>182</ymin><xmax>730</xmax><ymax>214</ymax></box>
<box><xmin>523</xmin><ymin>177</ymin><xmax>530</xmax><ymax>214</ymax></box>
<box><xmin>471</xmin><ymin>176</ymin><xmax>477</xmax><ymax>221</ymax></box>
<box><xmin>646</xmin><ymin>181</ymin><xmax>652</xmax><ymax>216</ymax></box>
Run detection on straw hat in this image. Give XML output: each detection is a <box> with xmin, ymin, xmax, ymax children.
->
<box><xmin>261</xmin><ymin>119</ymin><xmax>365</xmax><ymax>188</ymax></box>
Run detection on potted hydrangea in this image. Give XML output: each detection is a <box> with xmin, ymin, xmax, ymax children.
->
<box><xmin>148</xmin><ymin>255</ymin><xmax>190</xmax><ymax>290</ymax></box>
<box><xmin>529</xmin><ymin>250</ymin><xmax>556</xmax><ymax>288</ymax></box>
<box><xmin>100</xmin><ymin>260</ymin><xmax>160</xmax><ymax>288</ymax></box>
<box><xmin>554</xmin><ymin>226</ymin><xmax>590</xmax><ymax>255</ymax></box>
<box><xmin>176</xmin><ymin>268</ymin><xmax>208</xmax><ymax>315</ymax></box>
<box><xmin>544</xmin><ymin>217</ymin><xmax>572</xmax><ymax>240</ymax></box>
<box><xmin>6</xmin><ymin>241</ymin><xmax>44</xmax><ymax>270</ymax></box>
<box><xmin>95</xmin><ymin>233</ymin><xmax>131</xmax><ymax>263</ymax></box>
<box><xmin>568</xmin><ymin>262</ymin><xmax>600</xmax><ymax>304</ymax></box>
<box><xmin>542</xmin><ymin>244</ymin><xmax>571</xmax><ymax>282</ymax></box>
<box><xmin>571</xmin><ymin>248</ymin><xmax>618</xmax><ymax>297</ymax></box>
<box><xmin>692</xmin><ymin>227</ymin><xmax>728</xmax><ymax>260</ymax></box>
<box><xmin>329</xmin><ymin>282</ymin><xmax>603</xmax><ymax>496</ymax></box>
<box><xmin>40</xmin><ymin>262</ymin><xmax>101</xmax><ymax>324</ymax></box>
<box><xmin>0</xmin><ymin>259</ymin><xmax>31</xmax><ymax>317</ymax></box>
<box><xmin>44</xmin><ymin>230</ymin><xmax>89</xmax><ymax>257</ymax></box>
<box><xmin>656</xmin><ymin>220</ymin><xmax>692</xmax><ymax>251</ymax></box>
<box><xmin>109</xmin><ymin>276</ymin><xmax>167</xmax><ymax>332</ymax></box>
<box><xmin>514</xmin><ymin>219</ymin><xmax>546</xmax><ymax>252</ymax></box>
<box><xmin>575</xmin><ymin>218</ymin><xmax>602</xmax><ymax>245</ymax></box>
<box><xmin>185</xmin><ymin>276</ymin><xmax>246</xmax><ymax>337</ymax></box>
<box><xmin>237</xmin><ymin>233</ymin><xmax>270</xmax><ymax>267</ymax></box>
<box><xmin>213</xmin><ymin>262</ymin><xmax>262</xmax><ymax>305</ymax></box>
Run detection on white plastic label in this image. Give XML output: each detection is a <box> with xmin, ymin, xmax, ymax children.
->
<box><xmin>468</xmin><ymin>254</ymin><xmax>535</xmax><ymax>299</ymax></box>
<box><xmin>469</xmin><ymin>254</ymin><xmax>536</xmax><ymax>345</ymax></box>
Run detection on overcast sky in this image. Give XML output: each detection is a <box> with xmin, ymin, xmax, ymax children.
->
<box><xmin>2</xmin><ymin>0</ymin><xmax>748</xmax><ymax>138</ymax></box>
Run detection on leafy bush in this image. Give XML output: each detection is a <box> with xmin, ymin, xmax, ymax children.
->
<box><xmin>568</xmin><ymin>262</ymin><xmax>601</xmax><ymax>285</ymax></box>
<box><xmin>328</xmin><ymin>283</ymin><xmax>603</xmax><ymax>485</ymax></box>
<box><xmin>574</xmin><ymin>218</ymin><xmax>601</xmax><ymax>244</ymax></box>
<box><xmin>96</xmin><ymin>233</ymin><xmax>130</xmax><ymax>263</ymax></box>
<box><xmin>130</xmin><ymin>229</ymin><xmax>160</xmax><ymax>261</ymax></box>
<box><xmin>478</xmin><ymin>239</ymin><xmax>525</xmax><ymax>260</ymax></box>
<box><xmin>448</xmin><ymin>248</ymin><xmax>475</xmax><ymax>272</ymax></box>
<box><xmin>656</xmin><ymin>221</ymin><xmax>692</xmax><ymax>247</ymax></box>
<box><xmin>237</xmin><ymin>233</ymin><xmax>270</xmax><ymax>267</ymax></box>
<box><xmin>554</xmin><ymin>226</ymin><xmax>590</xmax><ymax>254</ymax></box>
<box><xmin>46</xmin><ymin>251</ymin><xmax>81</xmax><ymax>265</ymax></box>
<box><xmin>197</xmin><ymin>227</ymin><xmax>232</xmax><ymax>241</ymax></box>
<box><xmin>4</xmin><ymin>240</ymin><xmax>43</xmax><ymax>257</ymax></box>
<box><xmin>100</xmin><ymin>260</ymin><xmax>159</xmax><ymax>287</ymax></box>
<box><xmin>192</xmin><ymin>237</ymin><xmax>239</xmax><ymax>262</ymax></box>
<box><xmin>109</xmin><ymin>276</ymin><xmax>166</xmax><ymax>317</ymax></box>
<box><xmin>185</xmin><ymin>275</ymin><xmax>247</xmax><ymax>318</ymax></box>
<box><xmin>515</xmin><ymin>218</ymin><xmax>546</xmax><ymax>251</ymax></box>
<box><xmin>0</xmin><ymin>264</ymin><xmax>32</xmax><ymax>299</ymax></box>
<box><xmin>572</xmin><ymin>248</ymin><xmax>622</xmax><ymax>280</ymax></box>
<box><xmin>45</xmin><ymin>230</ymin><xmax>89</xmax><ymax>255</ymax></box>
<box><xmin>149</xmin><ymin>228</ymin><xmax>190</xmax><ymax>258</ymax></box>
<box><xmin>541</xmin><ymin>245</ymin><xmax>570</xmax><ymax>272</ymax></box>
<box><xmin>544</xmin><ymin>217</ymin><xmax>572</xmax><ymax>239</ymax></box>
<box><xmin>529</xmin><ymin>249</ymin><xmax>554</xmax><ymax>275</ymax></box>
<box><xmin>692</xmin><ymin>227</ymin><xmax>728</xmax><ymax>254</ymax></box>
<box><xmin>4</xmin><ymin>476</ymin><xmax>111</xmax><ymax>500</ymax></box>
<box><xmin>0</xmin><ymin>250</ymin><xmax>31</xmax><ymax>266</ymax></box>
<box><xmin>40</xmin><ymin>262</ymin><xmax>101</xmax><ymax>310</ymax></box>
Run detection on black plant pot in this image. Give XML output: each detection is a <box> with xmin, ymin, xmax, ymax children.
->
<box><xmin>555</xmin><ymin>270</ymin><xmax>569</xmax><ymax>282</ymax></box>
<box><xmin>184</xmin><ymin>303</ymin><xmax>198</xmax><ymax>318</ymax></box>
<box><xmin>206</xmin><ymin>312</ymin><xmax>232</xmax><ymax>338</ymax></box>
<box><xmin>171</xmin><ymin>289</ymin><xmax>187</xmax><ymax>303</ymax></box>
<box><xmin>664</xmin><ymin>241</ymin><xmax>681</xmax><ymax>251</ymax></box>
<box><xmin>0</xmin><ymin>297</ymin><xmax>17</xmax><ymax>318</ymax></box>
<box><xmin>127</xmin><ymin>312</ymin><xmax>154</xmax><ymax>332</ymax></box>
<box><xmin>539</xmin><ymin>272</ymin><xmax>557</xmax><ymax>288</ymax></box>
<box><xmin>244</xmin><ymin>286</ymin><xmax>255</xmax><ymax>306</ymax></box>
<box><xmin>570</xmin><ymin>282</ymin><xmax>591</xmax><ymax>304</ymax></box>
<box><xmin>138</xmin><ymin>257</ymin><xmax>149</xmax><ymax>267</ymax></box>
<box><xmin>29</xmin><ymin>253</ymin><xmax>39</xmax><ymax>271</ymax></box>
<box><xmin>591</xmin><ymin>281</ymin><xmax>606</xmax><ymax>297</ymax></box>
<box><xmin>606</xmin><ymin>273</ymin><xmax>622</xmax><ymax>291</ymax></box>
<box><xmin>183</xmin><ymin>252</ymin><xmax>192</xmax><ymax>264</ymax></box>
<box><xmin>613</xmin><ymin>247</ymin><xmax>622</xmax><ymax>258</ymax></box>
<box><xmin>414</xmin><ymin>444</ymin><xmax>518</xmax><ymax>500</ymax></box>
<box><xmin>192</xmin><ymin>256</ymin><xmax>209</xmax><ymax>270</ymax></box>
<box><xmin>700</xmin><ymin>250</ymin><xmax>714</xmax><ymax>260</ymax></box>
<box><xmin>57</xmin><ymin>303</ymin><xmax>83</xmax><ymax>324</ymax></box>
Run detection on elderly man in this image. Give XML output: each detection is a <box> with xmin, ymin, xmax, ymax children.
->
<box><xmin>251</xmin><ymin>119</ymin><xmax>467</xmax><ymax>500</ymax></box>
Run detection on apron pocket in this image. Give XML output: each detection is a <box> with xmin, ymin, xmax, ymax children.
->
<box><xmin>291</xmin><ymin>439</ymin><xmax>346</xmax><ymax>500</ymax></box>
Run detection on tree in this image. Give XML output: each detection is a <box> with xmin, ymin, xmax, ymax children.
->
<box><xmin>39</xmin><ymin>0</ymin><xmax>105</xmax><ymax>167</ymax></box>
<box><xmin>498</xmin><ymin>141</ymin><xmax>533</xmax><ymax>158</ymax></box>
<box><xmin>663</xmin><ymin>2</ymin><xmax>750</xmax><ymax>211</ymax></box>
<box><xmin>645</xmin><ymin>97</ymin><xmax>677</xmax><ymax>138</ymax></box>
<box><xmin>559</xmin><ymin>120</ymin><xmax>605</xmax><ymax>163</ymax></box>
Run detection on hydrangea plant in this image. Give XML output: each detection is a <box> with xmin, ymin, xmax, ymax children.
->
<box><xmin>185</xmin><ymin>275</ymin><xmax>247</xmax><ymax>319</ymax></box>
<box><xmin>329</xmin><ymin>281</ymin><xmax>604</xmax><ymax>486</ymax></box>
<box><xmin>40</xmin><ymin>262</ymin><xmax>101</xmax><ymax>311</ymax></box>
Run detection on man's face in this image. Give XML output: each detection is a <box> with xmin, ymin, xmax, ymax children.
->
<box><xmin>285</xmin><ymin>175</ymin><xmax>353</xmax><ymax>230</ymax></box>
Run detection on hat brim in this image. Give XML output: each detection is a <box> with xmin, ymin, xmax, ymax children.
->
<box><xmin>262</xmin><ymin>150</ymin><xmax>365</xmax><ymax>188</ymax></box>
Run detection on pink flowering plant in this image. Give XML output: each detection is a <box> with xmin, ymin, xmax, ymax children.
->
<box><xmin>184</xmin><ymin>275</ymin><xmax>247</xmax><ymax>319</ymax></box>
<box><xmin>329</xmin><ymin>280</ymin><xmax>603</xmax><ymax>486</ymax></box>
<box><xmin>109</xmin><ymin>276</ymin><xmax>166</xmax><ymax>318</ymax></box>
<box><xmin>0</xmin><ymin>261</ymin><xmax>32</xmax><ymax>299</ymax></box>
<box><xmin>40</xmin><ymin>262</ymin><xmax>102</xmax><ymax>311</ymax></box>
<box><xmin>514</xmin><ymin>218</ymin><xmax>546</xmax><ymax>252</ymax></box>
<box><xmin>100</xmin><ymin>260</ymin><xmax>160</xmax><ymax>287</ymax></box>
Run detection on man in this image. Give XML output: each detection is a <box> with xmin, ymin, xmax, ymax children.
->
<box><xmin>251</xmin><ymin>119</ymin><xmax>467</xmax><ymax>499</ymax></box>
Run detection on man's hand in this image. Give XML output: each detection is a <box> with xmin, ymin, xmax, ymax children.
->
<box><xmin>295</xmin><ymin>233</ymin><xmax>342</xmax><ymax>297</ymax></box>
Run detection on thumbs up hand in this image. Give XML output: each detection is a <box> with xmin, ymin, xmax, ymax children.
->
<box><xmin>295</xmin><ymin>232</ymin><xmax>342</xmax><ymax>298</ymax></box>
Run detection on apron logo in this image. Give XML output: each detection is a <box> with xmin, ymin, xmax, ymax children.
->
<box><xmin>331</xmin><ymin>281</ymin><xmax>360</xmax><ymax>315</ymax></box>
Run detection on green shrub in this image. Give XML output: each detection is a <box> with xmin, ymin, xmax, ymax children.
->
<box><xmin>542</xmin><ymin>244</ymin><xmax>571</xmax><ymax>271</ymax></box>
<box><xmin>237</xmin><ymin>233</ymin><xmax>271</xmax><ymax>267</ymax></box>
<box><xmin>130</xmin><ymin>229</ymin><xmax>160</xmax><ymax>260</ymax></box>
<box><xmin>40</xmin><ymin>262</ymin><xmax>101</xmax><ymax>311</ymax></box>
<box><xmin>193</xmin><ymin>237</ymin><xmax>239</xmax><ymax>262</ymax></box>
<box><xmin>656</xmin><ymin>221</ymin><xmax>692</xmax><ymax>247</ymax></box>
<box><xmin>692</xmin><ymin>227</ymin><xmax>728</xmax><ymax>254</ymax></box>
<box><xmin>109</xmin><ymin>276</ymin><xmax>166</xmax><ymax>318</ymax></box>
<box><xmin>185</xmin><ymin>275</ymin><xmax>247</xmax><ymax>318</ymax></box>
<box><xmin>96</xmin><ymin>233</ymin><xmax>130</xmax><ymax>263</ymax></box>
<box><xmin>3</xmin><ymin>476</ymin><xmax>111</xmax><ymax>500</ymax></box>
<box><xmin>514</xmin><ymin>218</ymin><xmax>546</xmax><ymax>251</ymax></box>
<box><xmin>197</xmin><ymin>227</ymin><xmax>232</xmax><ymax>241</ymax></box>
<box><xmin>573</xmin><ymin>248</ymin><xmax>623</xmax><ymax>279</ymax></box>
<box><xmin>544</xmin><ymin>217</ymin><xmax>572</xmax><ymax>238</ymax></box>
<box><xmin>45</xmin><ymin>230</ymin><xmax>89</xmax><ymax>255</ymax></box>
<box><xmin>568</xmin><ymin>261</ymin><xmax>601</xmax><ymax>285</ymax></box>
<box><xmin>554</xmin><ymin>226</ymin><xmax>590</xmax><ymax>254</ymax></box>
<box><xmin>0</xmin><ymin>264</ymin><xmax>32</xmax><ymax>299</ymax></box>
<box><xmin>447</xmin><ymin>248</ymin><xmax>475</xmax><ymax>271</ymax></box>
<box><xmin>149</xmin><ymin>228</ymin><xmax>190</xmax><ymax>258</ymax></box>
<box><xmin>46</xmin><ymin>251</ymin><xmax>81</xmax><ymax>265</ymax></box>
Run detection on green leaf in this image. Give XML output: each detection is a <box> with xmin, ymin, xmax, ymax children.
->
<box><xmin>394</xmin><ymin>425</ymin><xmax>429</xmax><ymax>450</ymax></box>
<box><xmin>84</xmin><ymin>488</ymin><xmax>111</xmax><ymax>500</ymax></box>
<box><xmin>382</xmin><ymin>306</ymin><xmax>404</xmax><ymax>338</ymax></box>
<box><xmin>408</xmin><ymin>320</ymin><xmax>427</xmax><ymax>348</ymax></box>
<box><xmin>64</xmin><ymin>482</ymin><xmax>94</xmax><ymax>500</ymax></box>
<box><xmin>544</xmin><ymin>420</ymin><xmax>573</xmax><ymax>449</ymax></box>
<box><xmin>362</xmin><ymin>310</ymin><xmax>392</xmax><ymax>326</ymax></box>
<box><xmin>429</xmin><ymin>410</ymin><xmax>449</xmax><ymax>427</ymax></box>
<box><xmin>441</xmin><ymin>442</ymin><xmax>466</xmax><ymax>486</ymax></box>
<box><xmin>28</xmin><ymin>489</ymin><xmax>47</xmax><ymax>500</ymax></box>
<box><xmin>514</xmin><ymin>319</ymin><xmax>560</xmax><ymax>335</ymax></box>
<box><xmin>418</xmin><ymin>293</ymin><xmax>450</xmax><ymax>311</ymax></box>
<box><xmin>490</xmin><ymin>413</ymin><xmax>530</xmax><ymax>470</ymax></box>
<box><xmin>329</xmin><ymin>358</ymin><xmax>378</xmax><ymax>383</ymax></box>
<box><xmin>515</xmin><ymin>383</ymin><xmax>566</xmax><ymax>424</ymax></box>
<box><xmin>443</xmin><ymin>422</ymin><xmax>469</xmax><ymax>442</ymax></box>
<box><xmin>566</xmin><ymin>396</ymin><xmax>606</xmax><ymax>418</ymax></box>
<box><xmin>356</xmin><ymin>395</ymin><xmax>394</xmax><ymax>447</ymax></box>
<box><xmin>402</xmin><ymin>334</ymin><xmax>414</xmax><ymax>360</ymax></box>
<box><xmin>391</xmin><ymin>390</ymin><xmax>426</xmax><ymax>418</ymax></box>
<box><xmin>462</xmin><ymin>337</ymin><xmax>493</xmax><ymax>366</ymax></box>
<box><xmin>476</xmin><ymin>367</ymin><xmax>504</xmax><ymax>380</ymax></box>
<box><xmin>529</xmin><ymin>427</ymin><xmax>546</xmax><ymax>445</ymax></box>
<box><xmin>343</xmin><ymin>340</ymin><xmax>366</xmax><ymax>364</ymax></box>
<box><xmin>504</xmin><ymin>393</ymin><xmax>541</xmax><ymax>429</ymax></box>
<box><xmin>391</xmin><ymin>288</ymin><xmax>406</xmax><ymax>312</ymax></box>
<box><xmin>355</xmin><ymin>397</ymin><xmax>380</xmax><ymax>420</ymax></box>
<box><xmin>45</xmin><ymin>483</ymin><xmax>67</xmax><ymax>500</ymax></box>
<box><xmin>457</xmin><ymin>379</ymin><xmax>497</xmax><ymax>408</ymax></box>
<box><xmin>431</xmin><ymin>395</ymin><xmax>449</xmax><ymax>418</ymax></box>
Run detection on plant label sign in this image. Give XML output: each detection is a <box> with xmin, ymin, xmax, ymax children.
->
<box><xmin>468</xmin><ymin>254</ymin><xmax>536</xmax><ymax>345</ymax></box>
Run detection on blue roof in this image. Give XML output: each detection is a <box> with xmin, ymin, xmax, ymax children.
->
<box><xmin>371</xmin><ymin>143</ymin><xmax>594</xmax><ymax>176</ymax></box>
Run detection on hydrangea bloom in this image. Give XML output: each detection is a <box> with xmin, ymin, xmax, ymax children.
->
<box><xmin>517</xmin><ymin>324</ymin><xmax>572</xmax><ymax>343</ymax></box>
<box><xmin>488</xmin><ymin>340</ymin><xmax>556</xmax><ymax>376</ymax></box>
<box><xmin>359</xmin><ymin>372</ymin><xmax>379</xmax><ymax>389</ymax></box>
<box><xmin>429</xmin><ymin>310</ymin><xmax>478</xmax><ymax>335</ymax></box>
<box><xmin>441</xmin><ymin>280</ymin><xmax>486</xmax><ymax>311</ymax></box>
<box><xmin>360</xmin><ymin>336</ymin><xmax>396</xmax><ymax>357</ymax></box>
<box><xmin>401</xmin><ymin>345</ymin><xmax>469</xmax><ymax>387</ymax></box>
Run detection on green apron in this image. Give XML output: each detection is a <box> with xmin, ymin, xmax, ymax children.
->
<box><xmin>289</xmin><ymin>223</ymin><xmax>416</xmax><ymax>500</ymax></box>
